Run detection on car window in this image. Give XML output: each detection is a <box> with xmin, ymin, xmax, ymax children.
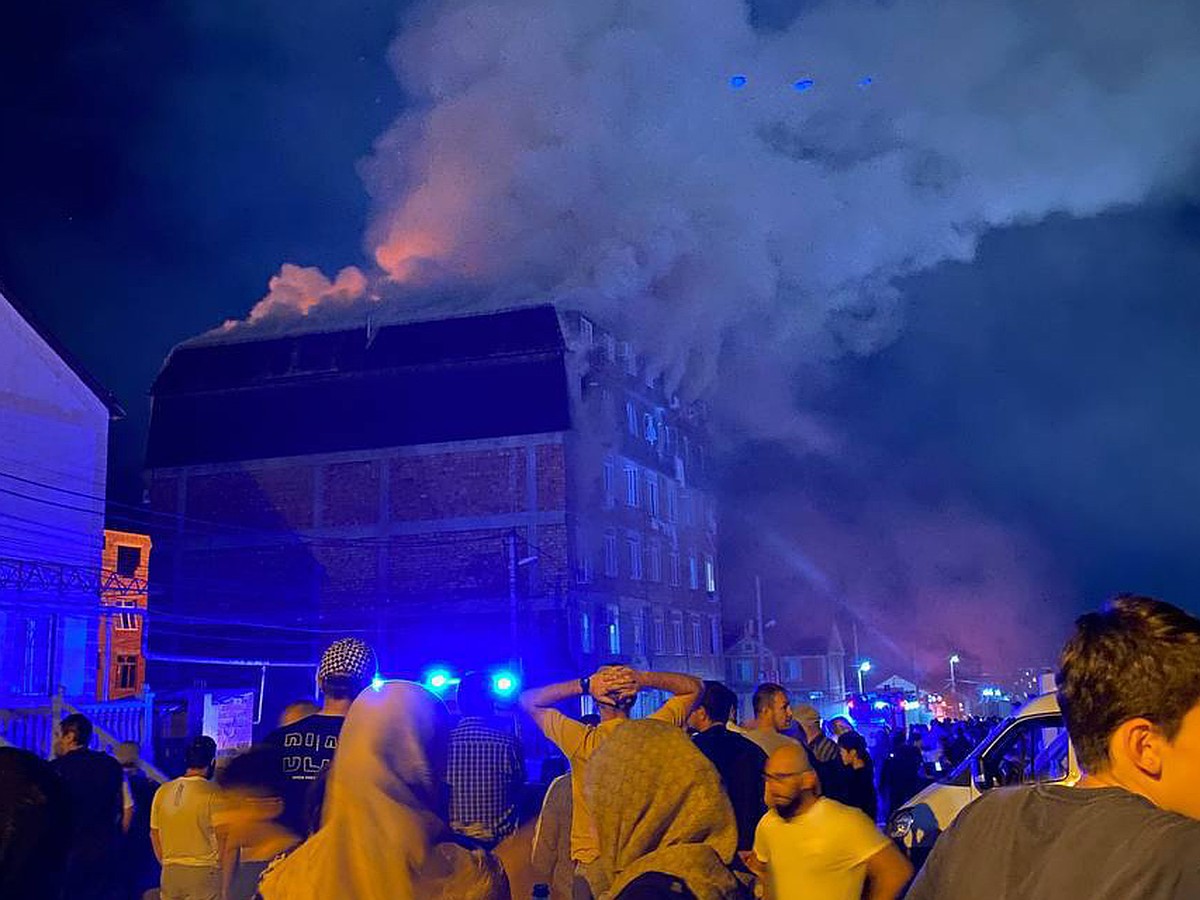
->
<box><xmin>980</xmin><ymin>714</ymin><xmax>1068</xmax><ymax>788</ymax></box>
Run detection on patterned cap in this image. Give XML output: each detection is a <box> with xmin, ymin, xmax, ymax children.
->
<box><xmin>317</xmin><ymin>637</ymin><xmax>378</xmax><ymax>685</ymax></box>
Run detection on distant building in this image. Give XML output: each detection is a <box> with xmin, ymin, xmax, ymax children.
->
<box><xmin>725</xmin><ymin>622</ymin><xmax>848</xmax><ymax>722</ymax></box>
<box><xmin>143</xmin><ymin>306</ymin><xmax>722</xmax><ymax>719</ymax></box>
<box><xmin>0</xmin><ymin>287</ymin><xmax>122</xmax><ymax>701</ymax></box>
<box><xmin>97</xmin><ymin>529</ymin><xmax>151</xmax><ymax>699</ymax></box>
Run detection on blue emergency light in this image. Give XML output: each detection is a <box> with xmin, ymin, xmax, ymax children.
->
<box><xmin>492</xmin><ymin>670</ymin><xmax>520</xmax><ymax>698</ymax></box>
<box><xmin>424</xmin><ymin>667</ymin><xmax>457</xmax><ymax>693</ymax></box>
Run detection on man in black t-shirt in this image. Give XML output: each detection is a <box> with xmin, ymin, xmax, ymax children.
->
<box><xmin>265</xmin><ymin>637</ymin><xmax>377</xmax><ymax>834</ymax></box>
<box><xmin>909</xmin><ymin>596</ymin><xmax>1200</xmax><ymax>900</ymax></box>
<box><xmin>688</xmin><ymin>680</ymin><xmax>767</xmax><ymax>857</ymax></box>
<box><xmin>50</xmin><ymin>713</ymin><xmax>125</xmax><ymax>900</ymax></box>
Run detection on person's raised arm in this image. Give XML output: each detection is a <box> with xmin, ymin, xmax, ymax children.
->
<box><xmin>635</xmin><ymin>669</ymin><xmax>703</xmax><ymax>717</ymax></box>
<box><xmin>519</xmin><ymin>679</ymin><xmax>585</xmax><ymax>733</ymax></box>
<box><xmin>519</xmin><ymin>668</ymin><xmax>634</xmax><ymax>731</ymax></box>
<box><xmin>863</xmin><ymin>842</ymin><xmax>914</xmax><ymax>900</ymax></box>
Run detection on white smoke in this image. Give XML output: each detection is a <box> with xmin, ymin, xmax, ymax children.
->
<box><xmin>218</xmin><ymin>0</ymin><xmax>1200</xmax><ymax>670</ymax></box>
<box><xmin>241</xmin><ymin>0</ymin><xmax>1200</xmax><ymax>401</ymax></box>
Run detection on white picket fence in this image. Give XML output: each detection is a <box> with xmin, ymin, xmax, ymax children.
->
<box><xmin>0</xmin><ymin>687</ymin><xmax>167</xmax><ymax>782</ymax></box>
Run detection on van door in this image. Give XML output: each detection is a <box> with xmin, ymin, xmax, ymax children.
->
<box><xmin>977</xmin><ymin>714</ymin><xmax>1071</xmax><ymax>791</ymax></box>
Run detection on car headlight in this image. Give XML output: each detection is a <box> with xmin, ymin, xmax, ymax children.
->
<box><xmin>888</xmin><ymin>810</ymin><xmax>914</xmax><ymax>839</ymax></box>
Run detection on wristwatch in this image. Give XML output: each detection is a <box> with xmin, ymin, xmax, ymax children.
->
<box><xmin>580</xmin><ymin>675</ymin><xmax>591</xmax><ymax>697</ymax></box>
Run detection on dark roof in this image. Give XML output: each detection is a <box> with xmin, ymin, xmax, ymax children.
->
<box><xmin>146</xmin><ymin>305</ymin><xmax>571</xmax><ymax>468</ymax></box>
<box><xmin>1</xmin><ymin>285</ymin><xmax>124</xmax><ymax>418</ymax></box>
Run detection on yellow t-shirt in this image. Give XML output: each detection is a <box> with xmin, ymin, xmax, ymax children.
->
<box><xmin>753</xmin><ymin>797</ymin><xmax>890</xmax><ymax>900</ymax></box>
<box><xmin>541</xmin><ymin>695</ymin><xmax>691</xmax><ymax>864</ymax></box>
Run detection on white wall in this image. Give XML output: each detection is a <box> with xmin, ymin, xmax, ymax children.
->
<box><xmin>0</xmin><ymin>290</ymin><xmax>109</xmax><ymax>698</ymax></box>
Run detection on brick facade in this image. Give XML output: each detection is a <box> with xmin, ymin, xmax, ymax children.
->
<box><xmin>145</xmin><ymin>307</ymin><xmax>724</xmax><ymax>707</ymax></box>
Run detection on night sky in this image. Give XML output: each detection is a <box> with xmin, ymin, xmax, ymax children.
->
<box><xmin>3</xmin><ymin>1</ymin><xmax>1198</xmax><ymax>678</ymax></box>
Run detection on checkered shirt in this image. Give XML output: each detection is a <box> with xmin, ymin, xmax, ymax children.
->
<box><xmin>446</xmin><ymin>717</ymin><xmax>525</xmax><ymax>847</ymax></box>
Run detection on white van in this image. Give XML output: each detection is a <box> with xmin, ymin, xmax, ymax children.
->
<box><xmin>886</xmin><ymin>692</ymin><xmax>1079</xmax><ymax>866</ymax></box>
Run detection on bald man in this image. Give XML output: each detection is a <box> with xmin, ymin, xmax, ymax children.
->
<box><xmin>744</xmin><ymin>744</ymin><xmax>912</xmax><ymax>900</ymax></box>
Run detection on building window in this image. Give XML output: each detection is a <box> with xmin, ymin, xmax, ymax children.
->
<box><xmin>604</xmin><ymin>532</ymin><xmax>619</xmax><ymax>577</ymax></box>
<box><xmin>575</xmin><ymin>535</ymin><xmax>593</xmax><ymax>584</ymax></box>
<box><xmin>689</xmin><ymin>552</ymin><xmax>700</xmax><ymax>590</ymax></box>
<box><xmin>581</xmin><ymin>610</ymin><xmax>594</xmax><ymax>654</ymax></box>
<box><xmin>607</xmin><ymin>604</ymin><xmax>621</xmax><ymax>654</ymax></box>
<box><xmin>116</xmin><ymin>546</ymin><xmax>141</xmax><ymax>577</ymax></box>
<box><xmin>667</xmin><ymin>484</ymin><xmax>678</xmax><ymax>523</ymax></box>
<box><xmin>112</xmin><ymin>599</ymin><xmax>138</xmax><ymax>631</ymax></box>
<box><xmin>625</xmin><ymin>466</ymin><xmax>640</xmax><ymax>508</ymax></box>
<box><xmin>710</xmin><ymin>617</ymin><xmax>721</xmax><ymax>655</ymax></box>
<box><xmin>683</xmin><ymin>491</ymin><xmax>695</xmax><ymax>526</ymax></box>
<box><xmin>653</xmin><ymin>611</ymin><xmax>666</xmax><ymax>653</ymax></box>
<box><xmin>633</xmin><ymin>610</ymin><xmax>645</xmax><ymax>656</ymax></box>
<box><xmin>648</xmin><ymin>540</ymin><xmax>662</xmax><ymax>583</ymax></box>
<box><xmin>580</xmin><ymin>316</ymin><xmax>594</xmax><ymax>345</ymax></box>
<box><xmin>705</xmin><ymin>556</ymin><xmax>717</xmax><ymax>593</ymax></box>
<box><xmin>22</xmin><ymin>619</ymin><xmax>37</xmax><ymax>694</ymax></box>
<box><xmin>643</xmin><ymin>413</ymin><xmax>658</xmax><ymax>444</ymax></box>
<box><xmin>603</xmin><ymin>458</ymin><xmax>615</xmax><ymax>508</ymax></box>
<box><xmin>691</xmin><ymin>617</ymin><xmax>704</xmax><ymax>655</ymax></box>
<box><xmin>605</xmin><ymin>333</ymin><xmax>616</xmax><ymax>362</ymax></box>
<box><xmin>671</xmin><ymin>613</ymin><xmax>685</xmax><ymax>655</ymax></box>
<box><xmin>626</xmin><ymin>401</ymin><xmax>638</xmax><ymax>436</ymax></box>
<box><xmin>734</xmin><ymin>659</ymin><xmax>753</xmax><ymax>683</ymax></box>
<box><xmin>621</xmin><ymin>341</ymin><xmax>636</xmax><ymax>375</ymax></box>
<box><xmin>646</xmin><ymin>476</ymin><xmax>660</xmax><ymax>518</ymax></box>
<box><xmin>116</xmin><ymin>655</ymin><xmax>138</xmax><ymax>690</ymax></box>
<box><xmin>669</xmin><ymin>552</ymin><xmax>681</xmax><ymax>587</ymax></box>
<box><xmin>627</xmin><ymin>533</ymin><xmax>643</xmax><ymax>581</ymax></box>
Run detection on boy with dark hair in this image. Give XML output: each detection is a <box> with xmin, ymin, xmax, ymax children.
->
<box><xmin>688</xmin><ymin>680</ymin><xmax>767</xmax><ymax>857</ymax></box>
<box><xmin>908</xmin><ymin>595</ymin><xmax>1200</xmax><ymax>899</ymax></box>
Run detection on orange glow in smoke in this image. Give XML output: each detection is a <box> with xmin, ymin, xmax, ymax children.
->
<box><xmin>374</xmin><ymin>230</ymin><xmax>444</xmax><ymax>282</ymax></box>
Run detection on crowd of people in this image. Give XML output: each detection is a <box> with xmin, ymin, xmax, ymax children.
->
<box><xmin>4</xmin><ymin>594</ymin><xmax>1200</xmax><ymax>899</ymax></box>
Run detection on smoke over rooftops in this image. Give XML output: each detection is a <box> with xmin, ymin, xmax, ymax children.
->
<box><xmin>199</xmin><ymin>0</ymin><xmax>1200</xmax><ymax>675</ymax></box>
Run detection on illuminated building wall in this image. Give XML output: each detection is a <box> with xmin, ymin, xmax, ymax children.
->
<box><xmin>143</xmin><ymin>306</ymin><xmax>723</xmax><ymax>718</ymax></box>
<box><xmin>97</xmin><ymin>529</ymin><xmax>151</xmax><ymax>699</ymax></box>
<box><xmin>0</xmin><ymin>288</ymin><xmax>120</xmax><ymax>702</ymax></box>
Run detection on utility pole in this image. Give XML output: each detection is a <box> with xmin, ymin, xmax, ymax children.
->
<box><xmin>508</xmin><ymin>530</ymin><xmax>520</xmax><ymax>667</ymax></box>
<box><xmin>755</xmin><ymin>575</ymin><xmax>765</xmax><ymax>681</ymax></box>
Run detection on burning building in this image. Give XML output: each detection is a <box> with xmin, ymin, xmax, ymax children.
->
<box><xmin>144</xmin><ymin>306</ymin><xmax>722</xmax><ymax>721</ymax></box>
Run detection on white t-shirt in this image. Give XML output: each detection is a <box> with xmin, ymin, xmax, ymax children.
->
<box><xmin>754</xmin><ymin>797</ymin><xmax>890</xmax><ymax>900</ymax></box>
<box><xmin>150</xmin><ymin>775</ymin><xmax>220</xmax><ymax>867</ymax></box>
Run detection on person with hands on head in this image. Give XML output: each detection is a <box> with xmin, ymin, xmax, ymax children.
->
<box><xmin>520</xmin><ymin>665</ymin><xmax>703</xmax><ymax>900</ymax></box>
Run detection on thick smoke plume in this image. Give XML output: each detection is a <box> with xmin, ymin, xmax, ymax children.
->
<box><xmin>227</xmin><ymin>0</ymin><xmax>1200</xmax><ymax>676</ymax></box>
<box><xmin>250</xmin><ymin>0</ymin><xmax>1200</xmax><ymax>376</ymax></box>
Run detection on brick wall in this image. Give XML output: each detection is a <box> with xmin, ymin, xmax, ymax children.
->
<box><xmin>149</xmin><ymin>437</ymin><xmax>571</xmax><ymax>676</ymax></box>
<box><xmin>390</xmin><ymin>448</ymin><xmax>526</xmax><ymax>520</ymax></box>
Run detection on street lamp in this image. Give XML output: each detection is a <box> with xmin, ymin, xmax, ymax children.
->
<box><xmin>857</xmin><ymin>660</ymin><xmax>872</xmax><ymax>695</ymax></box>
<box><xmin>949</xmin><ymin>654</ymin><xmax>960</xmax><ymax>693</ymax></box>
